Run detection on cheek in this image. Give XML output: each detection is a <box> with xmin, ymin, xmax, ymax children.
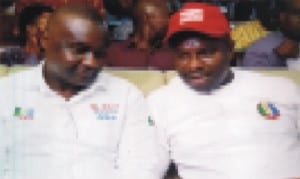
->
<box><xmin>206</xmin><ymin>53</ymin><xmax>229</xmax><ymax>68</ymax></box>
<box><xmin>175</xmin><ymin>60</ymin><xmax>190</xmax><ymax>74</ymax></box>
<box><xmin>60</xmin><ymin>49</ymin><xmax>81</xmax><ymax>64</ymax></box>
<box><xmin>63</xmin><ymin>51</ymin><xmax>74</xmax><ymax>62</ymax></box>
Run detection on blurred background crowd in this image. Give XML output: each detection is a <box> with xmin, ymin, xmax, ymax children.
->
<box><xmin>0</xmin><ymin>0</ymin><xmax>288</xmax><ymax>67</ymax></box>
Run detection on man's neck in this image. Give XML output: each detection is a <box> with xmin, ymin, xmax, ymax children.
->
<box><xmin>207</xmin><ymin>69</ymin><xmax>234</xmax><ymax>93</ymax></box>
<box><xmin>43</xmin><ymin>69</ymin><xmax>85</xmax><ymax>101</ymax></box>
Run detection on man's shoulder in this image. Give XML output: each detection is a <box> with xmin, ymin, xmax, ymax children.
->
<box><xmin>234</xmin><ymin>70</ymin><xmax>300</xmax><ymax>102</ymax></box>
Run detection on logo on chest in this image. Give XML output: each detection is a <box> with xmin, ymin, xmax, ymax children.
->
<box><xmin>13</xmin><ymin>107</ymin><xmax>35</xmax><ymax>120</ymax></box>
<box><xmin>257</xmin><ymin>102</ymin><xmax>280</xmax><ymax>120</ymax></box>
<box><xmin>90</xmin><ymin>103</ymin><xmax>119</xmax><ymax>120</ymax></box>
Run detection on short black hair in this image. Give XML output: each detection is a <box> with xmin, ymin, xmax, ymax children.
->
<box><xmin>168</xmin><ymin>31</ymin><xmax>232</xmax><ymax>49</ymax></box>
<box><xmin>18</xmin><ymin>3</ymin><xmax>53</xmax><ymax>45</ymax></box>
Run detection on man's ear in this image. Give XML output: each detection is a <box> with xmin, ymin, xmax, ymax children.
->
<box><xmin>227</xmin><ymin>39</ymin><xmax>235</xmax><ymax>62</ymax></box>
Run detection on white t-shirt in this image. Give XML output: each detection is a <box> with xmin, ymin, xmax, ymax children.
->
<box><xmin>286</xmin><ymin>43</ymin><xmax>300</xmax><ymax>71</ymax></box>
<box><xmin>148</xmin><ymin>70</ymin><xmax>300</xmax><ymax>179</ymax></box>
<box><xmin>0</xmin><ymin>65</ymin><xmax>159</xmax><ymax>179</ymax></box>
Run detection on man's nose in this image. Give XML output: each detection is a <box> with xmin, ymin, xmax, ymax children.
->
<box><xmin>189</xmin><ymin>54</ymin><xmax>205</xmax><ymax>70</ymax></box>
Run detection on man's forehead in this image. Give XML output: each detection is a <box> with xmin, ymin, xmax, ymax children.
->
<box><xmin>179</xmin><ymin>37</ymin><xmax>221</xmax><ymax>49</ymax></box>
<box><xmin>181</xmin><ymin>38</ymin><xmax>201</xmax><ymax>48</ymax></box>
<box><xmin>54</xmin><ymin>15</ymin><xmax>101</xmax><ymax>36</ymax></box>
<box><xmin>64</xmin><ymin>17</ymin><xmax>93</xmax><ymax>32</ymax></box>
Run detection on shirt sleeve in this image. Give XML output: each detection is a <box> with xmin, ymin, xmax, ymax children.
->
<box><xmin>147</xmin><ymin>92</ymin><xmax>171</xmax><ymax>178</ymax></box>
<box><xmin>116</xmin><ymin>87</ymin><xmax>164</xmax><ymax>179</ymax></box>
<box><xmin>0</xmin><ymin>79</ymin><xmax>13</xmax><ymax>178</ymax></box>
<box><xmin>296</xmin><ymin>86</ymin><xmax>300</xmax><ymax>136</ymax></box>
<box><xmin>241</xmin><ymin>40</ymin><xmax>286</xmax><ymax>67</ymax></box>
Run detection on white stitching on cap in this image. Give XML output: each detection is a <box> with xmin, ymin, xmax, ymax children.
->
<box><xmin>180</xmin><ymin>9</ymin><xmax>203</xmax><ymax>25</ymax></box>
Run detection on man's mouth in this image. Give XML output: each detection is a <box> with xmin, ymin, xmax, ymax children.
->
<box><xmin>186</xmin><ymin>72</ymin><xmax>210</xmax><ymax>86</ymax></box>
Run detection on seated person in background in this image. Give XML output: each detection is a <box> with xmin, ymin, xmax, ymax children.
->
<box><xmin>231</xmin><ymin>1</ymin><xmax>276</xmax><ymax>51</ymax></box>
<box><xmin>107</xmin><ymin>0</ymin><xmax>175</xmax><ymax>70</ymax></box>
<box><xmin>18</xmin><ymin>3</ymin><xmax>53</xmax><ymax>65</ymax></box>
<box><xmin>242</xmin><ymin>0</ymin><xmax>300</xmax><ymax>70</ymax></box>
<box><xmin>148</xmin><ymin>2</ymin><xmax>300</xmax><ymax>179</ymax></box>
<box><xmin>103</xmin><ymin>0</ymin><xmax>135</xmax><ymax>41</ymax></box>
<box><xmin>0</xmin><ymin>5</ymin><xmax>158</xmax><ymax>179</ymax></box>
<box><xmin>0</xmin><ymin>3</ymin><xmax>53</xmax><ymax>66</ymax></box>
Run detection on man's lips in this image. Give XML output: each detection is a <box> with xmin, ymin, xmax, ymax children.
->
<box><xmin>186</xmin><ymin>72</ymin><xmax>210</xmax><ymax>84</ymax></box>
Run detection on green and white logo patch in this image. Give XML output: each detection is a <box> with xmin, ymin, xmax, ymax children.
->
<box><xmin>147</xmin><ymin>116</ymin><xmax>155</xmax><ymax>126</ymax></box>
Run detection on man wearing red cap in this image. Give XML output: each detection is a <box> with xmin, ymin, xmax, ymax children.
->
<box><xmin>148</xmin><ymin>2</ymin><xmax>300</xmax><ymax>179</ymax></box>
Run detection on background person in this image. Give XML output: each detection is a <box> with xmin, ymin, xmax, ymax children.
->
<box><xmin>242</xmin><ymin>0</ymin><xmax>300</xmax><ymax>70</ymax></box>
<box><xmin>106</xmin><ymin>0</ymin><xmax>175</xmax><ymax>70</ymax></box>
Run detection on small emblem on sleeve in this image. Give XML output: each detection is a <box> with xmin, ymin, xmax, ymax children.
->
<box><xmin>90</xmin><ymin>103</ymin><xmax>119</xmax><ymax>120</ymax></box>
<box><xmin>257</xmin><ymin>102</ymin><xmax>280</xmax><ymax>120</ymax></box>
<box><xmin>13</xmin><ymin>107</ymin><xmax>34</xmax><ymax>120</ymax></box>
<box><xmin>147</xmin><ymin>116</ymin><xmax>155</xmax><ymax>126</ymax></box>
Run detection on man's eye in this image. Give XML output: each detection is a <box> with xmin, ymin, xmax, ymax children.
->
<box><xmin>75</xmin><ymin>46</ymin><xmax>90</xmax><ymax>54</ymax></box>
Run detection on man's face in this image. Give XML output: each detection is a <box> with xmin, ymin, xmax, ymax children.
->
<box><xmin>37</xmin><ymin>12</ymin><xmax>52</xmax><ymax>33</ymax></box>
<box><xmin>280</xmin><ymin>0</ymin><xmax>300</xmax><ymax>41</ymax></box>
<box><xmin>45</xmin><ymin>14</ymin><xmax>106</xmax><ymax>87</ymax></box>
<box><xmin>175</xmin><ymin>37</ymin><xmax>233</xmax><ymax>92</ymax></box>
<box><xmin>146</xmin><ymin>4</ymin><xmax>169</xmax><ymax>42</ymax></box>
<box><xmin>37</xmin><ymin>12</ymin><xmax>52</xmax><ymax>52</ymax></box>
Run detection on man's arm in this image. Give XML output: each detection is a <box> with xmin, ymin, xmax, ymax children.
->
<box><xmin>147</xmin><ymin>93</ymin><xmax>172</xmax><ymax>178</ymax></box>
<box><xmin>296</xmin><ymin>87</ymin><xmax>300</xmax><ymax>137</ymax></box>
<box><xmin>117</xmin><ymin>87</ymin><xmax>167</xmax><ymax>179</ymax></box>
<box><xmin>273</xmin><ymin>39</ymin><xmax>299</xmax><ymax>59</ymax></box>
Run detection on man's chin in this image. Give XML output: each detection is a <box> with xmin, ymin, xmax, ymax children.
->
<box><xmin>72</xmin><ymin>79</ymin><xmax>94</xmax><ymax>88</ymax></box>
<box><xmin>72</xmin><ymin>73</ymin><xmax>99</xmax><ymax>86</ymax></box>
<box><xmin>185</xmin><ymin>77</ymin><xmax>211</xmax><ymax>92</ymax></box>
<box><xmin>66</xmin><ymin>76</ymin><xmax>97</xmax><ymax>89</ymax></box>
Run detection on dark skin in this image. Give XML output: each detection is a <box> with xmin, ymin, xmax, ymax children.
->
<box><xmin>275</xmin><ymin>0</ymin><xmax>300</xmax><ymax>59</ymax></box>
<box><xmin>44</xmin><ymin>13</ymin><xmax>106</xmax><ymax>100</ymax></box>
<box><xmin>174</xmin><ymin>36</ymin><xmax>234</xmax><ymax>92</ymax></box>
<box><xmin>133</xmin><ymin>0</ymin><xmax>169</xmax><ymax>50</ymax></box>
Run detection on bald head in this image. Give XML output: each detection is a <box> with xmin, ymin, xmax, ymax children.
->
<box><xmin>44</xmin><ymin>5</ymin><xmax>109</xmax><ymax>91</ymax></box>
<box><xmin>47</xmin><ymin>4</ymin><xmax>109</xmax><ymax>49</ymax></box>
<box><xmin>48</xmin><ymin>4</ymin><xmax>103</xmax><ymax>30</ymax></box>
<box><xmin>131</xmin><ymin>0</ymin><xmax>169</xmax><ymax>44</ymax></box>
<box><xmin>132</xmin><ymin>0</ymin><xmax>169</xmax><ymax>25</ymax></box>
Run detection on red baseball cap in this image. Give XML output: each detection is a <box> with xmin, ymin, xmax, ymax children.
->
<box><xmin>164</xmin><ymin>2</ymin><xmax>230</xmax><ymax>42</ymax></box>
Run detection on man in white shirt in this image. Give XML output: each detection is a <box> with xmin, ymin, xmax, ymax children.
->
<box><xmin>0</xmin><ymin>5</ymin><xmax>158</xmax><ymax>179</ymax></box>
<box><xmin>148</xmin><ymin>2</ymin><xmax>300</xmax><ymax>179</ymax></box>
